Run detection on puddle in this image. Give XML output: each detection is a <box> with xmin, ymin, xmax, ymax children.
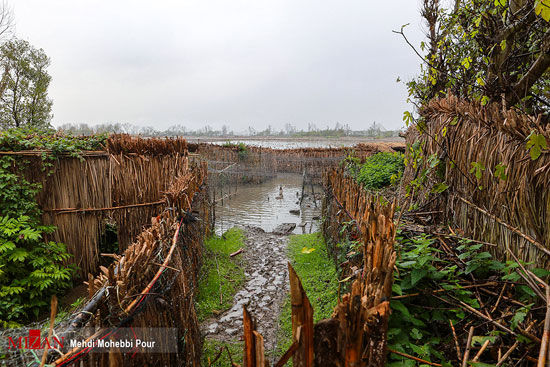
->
<box><xmin>214</xmin><ymin>173</ymin><xmax>322</xmax><ymax>234</ymax></box>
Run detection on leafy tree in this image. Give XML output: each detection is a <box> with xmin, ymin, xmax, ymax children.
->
<box><xmin>400</xmin><ymin>0</ymin><xmax>550</xmax><ymax>117</ymax></box>
<box><xmin>0</xmin><ymin>39</ymin><xmax>53</xmax><ymax>128</ymax></box>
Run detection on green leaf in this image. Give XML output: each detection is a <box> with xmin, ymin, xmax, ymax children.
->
<box><xmin>403</xmin><ymin>111</ymin><xmax>414</xmax><ymax>126</ymax></box>
<box><xmin>494</xmin><ymin>163</ymin><xmax>507</xmax><ymax>181</ymax></box>
<box><xmin>536</xmin><ymin>0</ymin><xmax>550</xmax><ymax>22</ymax></box>
<box><xmin>8</xmin><ymin>248</ymin><xmax>29</xmax><ymax>262</ymax></box>
<box><xmin>411</xmin><ymin>268</ymin><xmax>428</xmax><ymax>287</ymax></box>
<box><xmin>432</xmin><ymin>182</ymin><xmax>449</xmax><ymax>193</ymax></box>
<box><xmin>472</xmin><ymin>335</ymin><xmax>497</xmax><ymax>346</ymax></box>
<box><xmin>470</xmin><ymin>162</ymin><xmax>485</xmax><ymax>180</ymax></box>
<box><xmin>461</xmin><ymin>57</ymin><xmax>472</xmax><ymax>69</ymax></box>
<box><xmin>526</xmin><ymin>132</ymin><xmax>547</xmax><ymax>160</ymax></box>
<box><xmin>392</xmin><ymin>283</ymin><xmax>403</xmax><ymax>296</ymax></box>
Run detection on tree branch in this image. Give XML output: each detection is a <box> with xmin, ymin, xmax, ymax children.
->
<box><xmin>509</xmin><ymin>28</ymin><xmax>550</xmax><ymax>105</ymax></box>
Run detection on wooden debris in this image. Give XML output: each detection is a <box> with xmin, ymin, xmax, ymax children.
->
<box><xmin>230</xmin><ymin>248</ymin><xmax>244</xmax><ymax>257</ymax></box>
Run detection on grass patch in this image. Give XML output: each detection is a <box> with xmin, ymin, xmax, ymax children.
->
<box><xmin>196</xmin><ymin>227</ymin><xmax>246</xmax><ymax>322</ymax></box>
<box><xmin>275</xmin><ymin>232</ymin><xmax>338</xmax><ymax>358</ymax></box>
<box><xmin>201</xmin><ymin>339</ymin><xmax>243</xmax><ymax>366</ymax></box>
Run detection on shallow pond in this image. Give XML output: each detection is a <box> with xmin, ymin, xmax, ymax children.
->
<box><xmin>214</xmin><ymin>173</ymin><xmax>322</xmax><ymax>235</ymax></box>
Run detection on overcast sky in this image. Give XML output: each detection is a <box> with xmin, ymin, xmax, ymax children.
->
<box><xmin>13</xmin><ymin>0</ymin><xmax>426</xmax><ymax>132</ymax></box>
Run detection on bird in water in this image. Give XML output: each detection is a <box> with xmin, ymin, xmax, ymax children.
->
<box><xmin>276</xmin><ymin>185</ymin><xmax>284</xmax><ymax>199</ymax></box>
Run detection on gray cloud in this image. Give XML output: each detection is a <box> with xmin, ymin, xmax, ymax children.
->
<box><xmin>14</xmin><ymin>0</ymin><xmax>426</xmax><ymax>131</ymax></box>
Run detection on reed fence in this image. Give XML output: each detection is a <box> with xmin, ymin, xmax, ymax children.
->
<box><xmin>4</xmin><ymin>160</ymin><xmax>209</xmax><ymax>366</ymax></box>
<box><xmin>11</xmin><ymin>135</ymin><xmax>201</xmax><ymax>277</ymax></box>
<box><xmin>403</xmin><ymin>95</ymin><xmax>550</xmax><ymax>268</ymax></box>
<box><xmin>194</xmin><ymin>142</ymin><xmax>403</xmax><ymax>185</ymax></box>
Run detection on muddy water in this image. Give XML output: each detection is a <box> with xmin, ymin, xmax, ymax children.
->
<box><xmin>214</xmin><ymin>173</ymin><xmax>322</xmax><ymax>234</ymax></box>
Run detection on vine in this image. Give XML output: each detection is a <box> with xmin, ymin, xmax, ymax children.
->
<box><xmin>0</xmin><ymin>127</ymin><xmax>107</xmax><ymax>326</ymax></box>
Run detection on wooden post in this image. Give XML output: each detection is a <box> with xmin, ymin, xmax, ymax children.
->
<box><xmin>243</xmin><ymin>305</ymin><xmax>268</xmax><ymax>367</ymax></box>
<box><xmin>288</xmin><ymin>262</ymin><xmax>314</xmax><ymax>367</ymax></box>
<box><xmin>243</xmin><ymin>306</ymin><xmax>256</xmax><ymax>367</ymax></box>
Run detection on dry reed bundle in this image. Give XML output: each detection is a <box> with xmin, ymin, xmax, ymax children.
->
<box><xmin>404</xmin><ymin>95</ymin><xmax>550</xmax><ymax>268</ymax></box>
<box><xmin>110</xmin><ymin>150</ymin><xmax>191</xmax><ymax>250</ymax></box>
<box><xmin>106</xmin><ymin>134</ymin><xmax>188</xmax><ymax>155</ymax></box>
<box><xmin>322</xmin><ymin>168</ymin><xmax>397</xmax><ymax>365</ymax></box>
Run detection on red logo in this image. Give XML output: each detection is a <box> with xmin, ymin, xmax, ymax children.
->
<box><xmin>7</xmin><ymin>329</ymin><xmax>64</xmax><ymax>350</ymax></box>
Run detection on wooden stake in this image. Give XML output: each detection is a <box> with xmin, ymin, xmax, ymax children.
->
<box><xmin>537</xmin><ymin>286</ymin><xmax>550</xmax><ymax>367</ymax></box>
<box><xmin>40</xmin><ymin>295</ymin><xmax>58</xmax><ymax>367</ymax></box>
<box><xmin>288</xmin><ymin>262</ymin><xmax>314</xmax><ymax>367</ymax></box>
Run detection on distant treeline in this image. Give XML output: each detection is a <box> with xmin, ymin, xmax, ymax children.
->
<box><xmin>57</xmin><ymin>122</ymin><xmax>402</xmax><ymax>138</ymax></box>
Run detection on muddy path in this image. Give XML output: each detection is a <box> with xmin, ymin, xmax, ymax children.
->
<box><xmin>202</xmin><ymin>226</ymin><xmax>290</xmax><ymax>352</ymax></box>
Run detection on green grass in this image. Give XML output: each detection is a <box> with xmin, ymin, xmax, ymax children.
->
<box><xmin>196</xmin><ymin>227</ymin><xmax>246</xmax><ymax>322</ymax></box>
<box><xmin>275</xmin><ymin>232</ymin><xmax>339</xmax><ymax>359</ymax></box>
<box><xmin>201</xmin><ymin>339</ymin><xmax>243</xmax><ymax>366</ymax></box>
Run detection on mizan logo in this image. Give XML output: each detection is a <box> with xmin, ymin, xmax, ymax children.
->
<box><xmin>7</xmin><ymin>329</ymin><xmax>64</xmax><ymax>350</ymax></box>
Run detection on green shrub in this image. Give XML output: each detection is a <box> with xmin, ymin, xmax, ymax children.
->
<box><xmin>351</xmin><ymin>152</ymin><xmax>404</xmax><ymax>190</ymax></box>
<box><xmin>0</xmin><ymin>216</ymin><xmax>74</xmax><ymax>326</ymax></box>
<box><xmin>0</xmin><ymin>126</ymin><xmax>107</xmax><ymax>155</ymax></box>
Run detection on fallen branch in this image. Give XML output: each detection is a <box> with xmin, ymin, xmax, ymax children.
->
<box><xmin>461</xmin><ymin>326</ymin><xmax>474</xmax><ymax>367</ymax></box>
<box><xmin>230</xmin><ymin>248</ymin><xmax>243</xmax><ymax>257</ymax></box>
<box><xmin>435</xmin><ymin>294</ymin><xmax>541</xmax><ymax>343</ymax></box>
<box><xmin>472</xmin><ymin>339</ymin><xmax>491</xmax><ymax>362</ymax></box>
<box><xmin>450</xmin><ymin>320</ymin><xmax>461</xmax><ymax>361</ymax></box>
<box><xmin>497</xmin><ymin>321</ymin><xmax>536</xmax><ymax>366</ymax></box>
<box><xmin>391</xmin><ymin>282</ymin><xmax>498</xmax><ymax>300</ymax></box>
<box><xmin>388</xmin><ymin>348</ymin><xmax>442</xmax><ymax>367</ymax></box>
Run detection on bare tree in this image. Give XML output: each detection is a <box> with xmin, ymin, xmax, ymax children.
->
<box><xmin>0</xmin><ymin>1</ymin><xmax>14</xmax><ymax>99</ymax></box>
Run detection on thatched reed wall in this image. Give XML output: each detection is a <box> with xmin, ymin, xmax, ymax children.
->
<box><xmin>47</xmin><ymin>168</ymin><xmax>208</xmax><ymax>367</ymax></box>
<box><xmin>27</xmin><ymin>154</ymin><xmax>112</xmax><ymax>277</ymax></box>
<box><xmin>194</xmin><ymin>142</ymin><xmax>403</xmax><ymax>185</ymax></box>
<box><xmin>403</xmin><ymin>95</ymin><xmax>550</xmax><ymax>268</ymax></box>
<box><xmin>110</xmin><ymin>151</ymin><xmax>191</xmax><ymax>250</ymax></box>
<box><xmin>14</xmin><ymin>135</ymin><xmax>200</xmax><ymax>277</ymax></box>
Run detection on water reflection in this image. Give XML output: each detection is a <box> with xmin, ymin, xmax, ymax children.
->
<box><xmin>214</xmin><ymin>173</ymin><xmax>322</xmax><ymax>235</ymax></box>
